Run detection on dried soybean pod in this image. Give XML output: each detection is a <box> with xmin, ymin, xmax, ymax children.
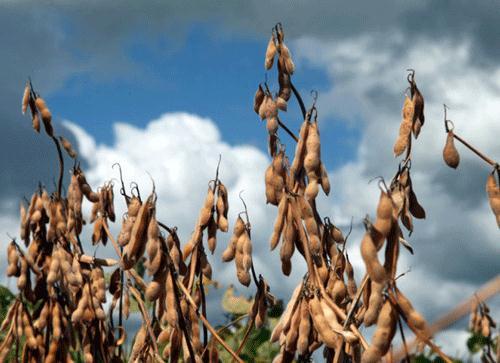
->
<box><xmin>265</xmin><ymin>35</ymin><xmax>277</xmax><ymax>70</ymax></box>
<box><xmin>409</xmin><ymin>186</ymin><xmax>426</xmax><ymax>219</ymax></box>
<box><xmin>373</xmin><ymin>191</ymin><xmax>394</xmax><ymax>239</ymax></box>
<box><xmin>123</xmin><ymin>194</ymin><xmax>153</xmax><ymax>268</ymax></box>
<box><xmin>165</xmin><ymin>271</ymin><xmax>178</xmax><ymax>328</ymax></box>
<box><xmin>52</xmin><ymin>302</ymin><xmax>62</xmax><ymax>340</ymax></box>
<box><xmin>146</xmin><ymin>272</ymin><xmax>165</xmax><ymax>301</ymax></box>
<box><xmin>271</xmin><ymin>283</ymin><xmax>302</xmax><ymax>343</ymax></box>
<box><xmin>200</xmin><ymin>250</ymin><xmax>212</xmax><ymax>279</ymax></box>
<box><xmin>35</xmin><ymin>97</ymin><xmax>54</xmax><ymax>137</ymax></box>
<box><xmin>59</xmin><ymin>136</ymin><xmax>77</xmax><ymax>158</ymax></box>
<box><xmin>28</xmin><ymin>96</ymin><xmax>40</xmax><ymax>132</ymax></box>
<box><xmin>395</xmin><ymin>287</ymin><xmax>429</xmax><ymax>336</ymax></box>
<box><xmin>216</xmin><ymin>182</ymin><xmax>229</xmax><ymax>232</ymax></box>
<box><xmin>361</xmin><ymin>300</ymin><xmax>397</xmax><ymax>363</ymax></box>
<box><xmin>345</xmin><ymin>256</ymin><xmax>357</xmax><ymax>298</ymax></box>
<box><xmin>265</xmin><ymin>164</ymin><xmax>277</xmax><ymax>205</ymax></box>
<box><xmin>361</xmin><ymin>233</ymin><xmax>386</xmax><ymax>284</ymax></box>
<box><xmin>486</xmin><ymin>172</ymin><xmax>500</xmax><ymax>227</ymax></box>
<box><xmin>270</xmin><ymin>195</ymin><xmax>288</xmax><ymax>250</ymax></box>
<box><xmin>76</xmin><ymin>169</ymin><xmax>100</xmax><ymax>203</ymax></box>
<box><xmin>207</xmin><ymin>215</ymin><xmax>217</xmax><ymax>254</ymax></box>
<box><xmin>222</xmin><ymin>216</ymin><xmax>244</xmax><ymax>262</ymax></box>
<box><xmin>363</xmin><ymin>281</ymin><xmax>384</xmax><ymax>327</ymax></box>
<box><xmin>280</xmin><ymin>212</ymin><xmax>295</xmax><ymax>276</ymax></box>
<box><xmin>393</xmin><ymin>96</ymin><xmax>414</xmax><ymax>157</ymax></box>
<box><xmin>254</xmin><ymin>84</ymin><xmax>265</xmax><ymax>114</ymax></box>
<box><xmin>7</xmin><ymin>241</ymin><xmax>19</xmax><ymax>277</ymax></box>
<box><xmin>297</xmin><ymin>299</ymin><xmax>311</xmax><ymax>355</ymax></box>
<box><xmin>199</xmin><ymin>186</ymin><xmax>215</xmax><ymax>227</ymax></box>
<box><xmin>291</xmin><ymin>120</ymin><xmax>310</xmax><ymax>178</ymax></box>
<box><xmin>308</xmin><ymin>296</ymin><xmax>339</xmax><ymax>348</ymax></box>
<box><xmin>22</xmin><ymin>83</ymin><xmax>30</xmax><ymax>114</ymax></box>
<box><xmin>412</xmin><ymin>86</ymin><xmax>425</xmax><ymax>138</ymax></box>
<box><xmin>443</xmin><ymin>130</ymin><xmax>460</xmax><ymax>168</ymax></box>
<box><xmin>280</xmin><ymin>43</ymin><xmax>295</xmax><ymax>75</ymax></box>
<box><xmin>304</xmin><ymin>121</ymin><xmax>321</xmax><ymax>175</ymax></box>
<box><xmin>285</xmin><ymin>299</ymin><xmax>302</xmax><ymax>351</ymax></box>
<box><xmin>319</xmin><ymin>162</ymin><xmax>331</xmax><ymax>196</ymax></box>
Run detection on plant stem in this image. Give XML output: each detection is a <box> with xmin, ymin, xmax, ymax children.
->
<box><xmin>452</xmin><ymin>132</ymin><xmax>497</xmax><ymax>167</ymax></box>
<box><xmin>50</xmin><ymin>136</ymin><xmax>64</xmax><ymax>198</ymax></box>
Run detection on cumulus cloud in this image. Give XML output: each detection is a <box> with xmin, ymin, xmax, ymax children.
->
<box><xmin>64</xmin><ymin>112</ymin><xmax>308</xmax><ymax>300</ymax></box>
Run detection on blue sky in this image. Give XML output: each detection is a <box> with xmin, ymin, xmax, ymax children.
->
<box><xmin>0</xmin><ymin>1</ymin><xmax>499</xmax><ymax>357</ymax></box>
<box><xmin>46</xmin><ymin>22</ymin><xmax>359</xmax><ymax>169</ymax></box>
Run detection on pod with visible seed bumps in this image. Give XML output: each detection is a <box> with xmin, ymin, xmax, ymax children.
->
<box><xmin>59</xmin><ymin>136</ymin><xmax>77</xmax><ymax>158</ymax></box>
<box><xmin>393</xmin><ymin>96</ymin><xmax>414</xmax><ymax>157</ymax></box>
<box><xmin>361</xmin><ymin>300</ymin><xmax>397</xmax><ymax>363</ymax></box>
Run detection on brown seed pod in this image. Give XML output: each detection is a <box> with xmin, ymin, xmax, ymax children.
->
<box><xmin>216</xmin><ymin>182</ymin><xmax>229</xmax><ymax>232</ymax></box>
<box><xmin>364</xmin><ymin>281</ymin><xmax>384</xmax><ymax>327</ymax></box>
<box><xmin>253</xmin><ymin>84</ymin><xmax>265</xmax><ymax>114</ymax></box>
<box><xmin>360</xmin><ymin>233</ymin><xmax>386</xmax><ymax>284</ymax></box>
<box><xmin>165</xmin><ymin>271</ymin><xmax>178</xmax><ymax>328</ymax></box>
<box><xmin>265</xmin><ymin>35</ymin><xmax>277</xmax><ymax>70</ymax></box>
<box><xmin>7</xmin><ymin>242</ymin><xmax>19</xmax><ymax>277</ymax></box>
<box><xmin>52</xmin><ymin>302</ymin><xmax>62</xmax><ymax>340</ymax></box>
<box><xmin>361</xmin><ymin>300</ymin><xmax>397</xmax><ymax>363</ymax></box>
<box><xmin>308</xmin><ymin>295</ymin><xmax>341</xmax><ymax>348</ymax></box>
<box><xmin>271</xmin><ymin>284</ymin><xmax>302</xmax><ymax>343</ymax></box>
<box><xmin>28</xmin><ymin>96</ymin><xmax>40</xmax><ymax>132</ymax></box>
<box><xmin>319</xmin><ymin>162</ymin><xmax>331</xmax><ymax>196</ymax></box>
<box><xmin>35</xmin><ymin>97</ymin><xmax>54</xmax><ymax>137</ymax></box>
<box><xmin>345</xmin><ymin>257</ymin><xmax>357</xmax><ymax>299</ymax></box>
<box><xmin>123</xmin><ymin>194</ymin><xmax>154</xmax><ymax>269</ymax></box>
<box><xmin>285</xmin><ymin>299</ymin><xmax>302</xmax><ymax>352</ymax></box>
<box><xmin>297</xmin><ymin>299</ymin><xmax>311</xmax><ymax>355</ymax></box>
<box><xmin>22</xmin><ymin>83</ymin><xmax>30</xmax><ymax>115</ymax></box>
<box><xmin>76</xmin><ymin>169</ymin><xmax>100</xmax><ymax>203</ymax></box>
<box><xmin>207</xmin><ymin>215</ymin><xmax>218</xmax><ymax>254</ymax></box>
<box><xmin>280</xmin><ymin>43</ymin><xmax>295</xmax><ymax>75</ymax></box>
<box><xmin>304</xmin><ymin>121</ymin><xmax>321</xmax><ymax>175</ymax></box>
<box><xmin>486</xmin><ymin>173</ymin><xmax>500</xmax><ymax>227</ymax></box>
<box><xmin>280</xmin><ymin>211</ymin><xmax>295</xmax><ymax>276</ymax></box>
<box><xmin>291</xmin><ymin>120</ymin><xmax>310</xmax><ymax>179</ymax></box>
<box><xmin>266</xmin><ymin>117</ymin><xmax>279</xmax><ymax>135</ymax></box>
<box><xmin>395</xmin><ymin>287</ymin><xmax>429</xmax><ymax>336</ymax></box>
<box><xmin>393</xmin><ymin>96</ymin><xmax>414</xmax><ymax>157</ymax></box>
<box><xmin>443</xmin><ymin>130</ymin><xmax>460</xmax><ymax>169</ymax></box>
<box><xmin>270</xmin><ymin>195</ymin><xmax>288</xmax><ymax>250</ymax></box>
<box><xmin>146</xmin><ymin>272</ymin><xmax>165</xmax><ymax>301</ymax></box>
<box><xmin>412</xmin><ymin>85</ymin><xmax>425</xmax><ymax>138</ymax></box>
<box><xmin>59</xmin><ymin>136</ymin><xmax>77</xmax><ymax>158</ymax></box>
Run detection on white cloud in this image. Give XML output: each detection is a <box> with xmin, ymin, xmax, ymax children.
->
<box><xmin>64</xmin><ymin>112</ymin><xmax>304</xmax><ymax>299</ymax></box>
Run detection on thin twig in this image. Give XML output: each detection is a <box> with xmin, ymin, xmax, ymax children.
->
<box><xmin>452</xmin><ymin>132</ymin><xmax>497</xmax><ymax>167</ymax></box>
<box><xmin>277</xmin><ymin>116</ymin><xmax>299</xmax><ymax>142</ymax></box>
<box><xmin>156</xmin><ymin>232</ymin><xmax>197</xmax><ymax>362</ymax></box>
<box><xmin>177</xmin><ymin>280</ymin><xmax>245</xmax><ymax>363</ymax></box>
<box><xmin>343</xmin><ymin>274</ymin><xmax>368</xmax><ymax>328</ymax></box>
<box><xmin>290</xmin><ymin>81</ymin><xmax>307</xmax><ymax>119</ymax></box>
<box><xmin>51</xmin><ymin>136</ymin><xmax>64</xmax><ymax>198</ymax></box>
<box><xmin>397</xmin><ymin>316</ymin><xmax>410</xmax><ymax>363</ymax></box>
<box><xmin>200</xmin><ymin>313</ymin><xmax>249</xmax><ymax>358</ymax></box>
<box><xmin>238</xmin><ymin>191</ymin><xmax>260</xmax><ymax>287</ymax></box>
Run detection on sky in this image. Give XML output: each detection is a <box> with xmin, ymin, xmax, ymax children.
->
<box><xmin>1</xmin><ymin>0</ymin><xmax>499</xmax><ymax>358</ymax></box>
